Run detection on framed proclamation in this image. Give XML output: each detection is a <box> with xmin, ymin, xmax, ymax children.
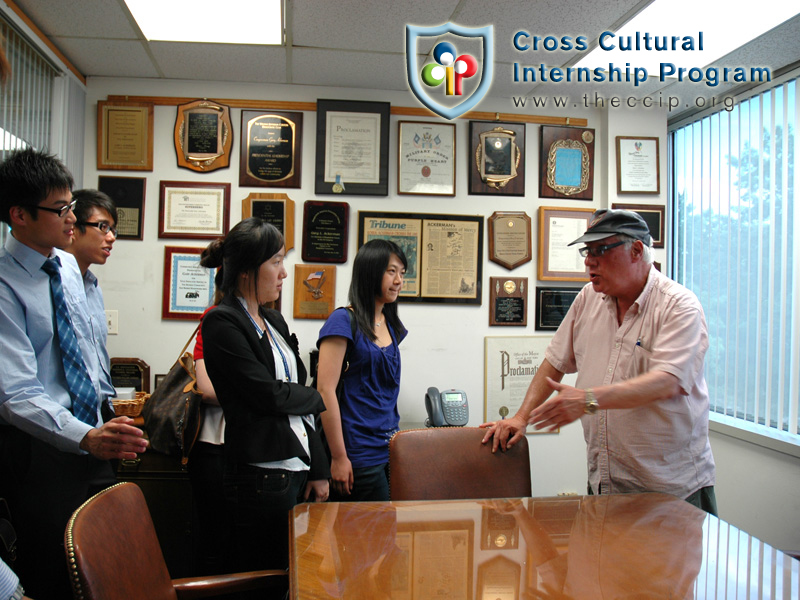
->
<box><xmin>358</xmin><ymin>211</ymin><xmax>483</xmax><ymax>305</ymax></box>
<box><xmin>242</xmin><ymin>193</ymin><xmax>295</xmax><ymax>252</ymax></box>
<box><xmin>97</xmin><ymin>175</ymin><xmax>145</xmax><ymax>240</ymax></box>
<box><xmin>469</xmin><ymin>121</ymin><xmax>525</xmax><ymax>196</ymax></box>
<box><xmin>162</xmin><ymin>246</ymin><xmax>216</xmax><ymax>320</ymax></box>
<box><xmin>97</xmin><ymin>101</ymin><xmax>153</xmax><ymax>171</ymax></box>
<box><xmin>174</xmin><ymin>99</ymin><xmax>233</xmax><ymax>173</ymax></box>
<box><xmin>489</xmin><ymin>277</ymin><xmax>527</xmax><ymax>326</ymax></box>
<box><xmin>539</xmin><ymin>125</ymin><xmax>595</xmax><ymax>200</ymax></box>
<box><xmin>538</xmin><ymin>207</ymin><xmax>592</xmax><ymax>282</ymax></box>
<box><xmin>302</xmin><ymin>200</ymin><xmax>349</xmax><ymax>263</ymax></box>
<box><xmin>158</xmin><ymin>181</ymin><xmax>230</xmax><ymax>240</ymax></box>
<box><xmin>615</xmin><ymin>136</ymin><xmax>660</xmax><ymax>194</ymax></box>
<box><xmin>315</xmin><ymin>99</ymin><xmax>390</xmax><ymax>196</ymax></box>
<box><xmin>240</xmin><ymin>110</ymin><xmax>302</xmax><ymax>188</ymax></box>
<box><xmin>488</xmin><ymin>211</ymin><xmax>531</xmax><ymax>270</ymax></box>
<box><xmin>397</xmin><ymin>121</ymin><xmax>455</xmax><ymax>196</ymax></box>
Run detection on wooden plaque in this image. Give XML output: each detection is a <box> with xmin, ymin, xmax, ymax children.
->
<box><xmin>468</xmin><ymin>121</ymin><xmax>525</xmax><ymax>196</ymax></box>
<box><xmin>293</xmin><ymin>265</ymin><xmax>335</xmax><ymax>320</ymax></box>
<box><xmin>97</xmin><ymin>101</ymin><xmax>153</xmax><ymax>171</ymax></box>
<box><xmin>239</xmin><ymin>110</ymin><xmax>303</xmax><ymax>188</ymax></box>
<box><xmin>539</xmin><ymin>125</ymin><xmax>595</xmax><ymax>200</ymax></box>
<box><xmin>489</xmin><ymin>277</ymin><xmax>527</xmax><ymax>326</ymax></box>
<box><xmin>110</xmin><ymin>357</ymin><xmax>151</xmax><ymax>393</ymax></box>
<box><xmin>488</xmin><ymin>211</ymin><xmax>531</xmax><ymax>270</ymax></box>
<box><xmin>242</xmin><ymin>193</ymin><xmax>295</xmax><ymax>252</ymax></box>
<box><xmin>302</xmin><ymin>200</ymin><xmax>349</xmax><ymax>263</ymax></box>
<box><xmin>174</xmin><ymin>99</ymin><xmax>233</xmax><ymax>172</ymax></box>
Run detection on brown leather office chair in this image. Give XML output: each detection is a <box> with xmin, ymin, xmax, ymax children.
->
<box><xmin>388</xmin><ymin>427</ymin><xmax>531</xmax><ymax>501</ymax></box>
<box><xmin>64</xmin><ymin>482</ymin><xmax>287</xmax><ymax>600</ymax></box>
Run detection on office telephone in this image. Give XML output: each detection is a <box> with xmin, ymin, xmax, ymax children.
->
<box><xmin>425</xmin><ymin>387</ymin><xmax>469</xmax><ymax>427</ymax></box>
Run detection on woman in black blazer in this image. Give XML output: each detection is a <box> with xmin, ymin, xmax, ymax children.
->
<box><xmin>200</xmin><ymin>217</ymin><xmax>329</xmax><ymax>572</ymax></box>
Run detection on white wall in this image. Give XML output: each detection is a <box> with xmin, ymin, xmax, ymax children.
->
<box><xmin>83</xmin><ymin>77</ymin><xmax>800</xmax><ymax>554</ymax></box>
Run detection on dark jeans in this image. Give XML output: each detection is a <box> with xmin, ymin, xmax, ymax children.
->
<box><xmin>0</xmin><ymin>427</ymin><xmax>115</xmax><ymax>600</ymax></box>
<box><xmin>188</xmin><ymin>441</ymin><xmax>229</xmax><ymax>575</ymax></box>
<box><xmin>332</xmin><ymin>462</ymin><xmax>390</xmax><ymax>502</ymax></box>
<box><xmin>224</xmin><ymin>463</ymin><xmax>308</xmax><ymax>572</ymax></box>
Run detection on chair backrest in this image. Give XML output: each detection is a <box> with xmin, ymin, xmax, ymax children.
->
<box><xmin>65</xmin><ymin>482</ymin><xmax>176</xmax><ymax>600</ymax></box>
<box><xmin>388</xmin><ymin>427</ymin><xmax>531</xmax><ymax>501</ymax></box>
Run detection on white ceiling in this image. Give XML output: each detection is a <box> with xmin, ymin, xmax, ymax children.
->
<box><xmin>11</xmin><ymin>0</ymin><xmax>800</xmax><ymax>121</ymax></box>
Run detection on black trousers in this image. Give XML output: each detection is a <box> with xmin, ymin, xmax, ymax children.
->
<box><xmin>0</xmin><ymin>427</ymin><xmax>115</xmax><ymax>600</ymax></box>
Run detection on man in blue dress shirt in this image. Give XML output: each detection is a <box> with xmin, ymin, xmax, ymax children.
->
<box><xmin>64</xmin><ymin>189</ymin><xmax>119</xmax><ymax>406</ymax></box>
<box><xmin>0</xmin><ymin>149</ymin><xmax>148</xmax><ymax>599</ymax></box>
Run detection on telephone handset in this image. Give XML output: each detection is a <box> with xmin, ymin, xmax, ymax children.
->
<box><xmin>425</xmin><ymin>387</ymin><xmax>469</xmax><ymax>427</ymax></box>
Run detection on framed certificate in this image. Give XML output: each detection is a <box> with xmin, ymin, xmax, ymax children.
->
<box><xmin>611</xmin><ymin>202</ymin><xmax>665</xmax><ymax>248</ymax></box>
<box><xmin>397</xmin><ymin>121</ymin><xmax>455</xmax><ymax>196</ymax></box>
<box><xmin>240</xmin><ymin>110</ymin><xmax>302</xmax><ymax>188</ymax></box>
<box><xmin>158</xmin><ymin>181</ymin><xmax>230</xmax><ymax>240</ymax></box>
<box><xmin>537</xmin><ymin>207</ymin><xmax>592</xmax><ymax>282</ymax></box>
<box><xmin>315</xmin><ymin>99</ymin><xmax>390</xmax><ymax>196</ymax></box>
<box><xmin>616</xmin><ymin>136</ymin><xmax>660</xmax><ymax>194</ymax></box>
<box><xmin>96</xmin><ymin>101</ymin><xmax>153</xmax><ymax>171</ymax></box>
<box><xmin>161</xmin><ymin>246</ymin><xmax>216</xmax><ymax>320</ymax></box>
<box><xmin>97</xmin><ymin>175</ymin><xmax>145</xmax><ymax>240</ymax></box>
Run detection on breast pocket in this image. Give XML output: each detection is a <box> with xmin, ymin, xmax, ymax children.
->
<box><xmin>625</xmin><ymin>344</ymin><xmax>652</xmax><ymax>380</ymax></box>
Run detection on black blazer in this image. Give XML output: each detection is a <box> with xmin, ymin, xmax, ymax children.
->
<box><xmin>201</xmin><ymin>295</ymin><xmax>329</xmax><ymax>480</ymax></box>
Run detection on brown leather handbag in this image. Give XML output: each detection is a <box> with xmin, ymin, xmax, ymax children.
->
<box><xmin>141</xmin><ymin>325</ymin><xmax>203</xmax><ymax>466</ymax></box>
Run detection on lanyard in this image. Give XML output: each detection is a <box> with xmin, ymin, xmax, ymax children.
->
<box><xmin>236</xmin><ymin>296</ymin><xmax>291</xmax><ymax>382</ymax></box>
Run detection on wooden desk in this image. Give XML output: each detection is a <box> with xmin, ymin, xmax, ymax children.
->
<box><xmin>289</xmin><ymin>493</ymin><xmax>799</xmax><ymax>599</ymax></box>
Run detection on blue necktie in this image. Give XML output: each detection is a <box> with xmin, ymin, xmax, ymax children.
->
<box><xmin>41</xmin><ymin>257</ymin><xmax>98</xmax><ymax>426</ymax></box>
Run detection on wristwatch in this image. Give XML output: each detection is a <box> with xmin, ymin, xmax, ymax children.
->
<box><xmin>10</xmin><ymin>583</ymin><xmax>24</xmax><ymax>600</ymax></box>
<box><xmin>584</xmin><ymin>388</ymin><xmax>599</xmax><ymax>414</ymax></box>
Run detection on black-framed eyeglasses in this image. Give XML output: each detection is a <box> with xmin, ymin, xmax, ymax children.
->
<box><xmin>37</xmin><ymin>199</ymin><xmax>77</xmax><ymax>218</ymax></box>
<box><xmin>81</xmin><ymin>221</ymin><xmax>117</xmax><ymax>237</ymax></box>
<box><xmin>578</xmin><ymin>240</ymin><xmax>626</xmax><ymax>258</ymax></box>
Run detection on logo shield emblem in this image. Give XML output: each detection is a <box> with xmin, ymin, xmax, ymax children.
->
<box><xmin>406</xmin><ymin>23</ymin><xmax>494</xmax><ymax>120</ymax></box>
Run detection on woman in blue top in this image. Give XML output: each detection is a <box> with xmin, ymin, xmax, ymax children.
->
<box><xmin>317</xmin><ymin>239</ymin><xmax>408</xmax><ymax>501</ymax></box>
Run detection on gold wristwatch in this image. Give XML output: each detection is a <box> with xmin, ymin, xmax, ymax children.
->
<box><xmin>584</xmin><ymin>388</ymin><xmax>599</xmax><ymax>414</ymax></box>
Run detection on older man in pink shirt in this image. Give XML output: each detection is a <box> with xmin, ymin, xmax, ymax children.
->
<box><xmin>482</xmin><ymin>209</ymin><xmax>716</xmax><ymax>514</ymax></box>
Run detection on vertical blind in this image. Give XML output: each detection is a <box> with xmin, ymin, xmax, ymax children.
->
<box><xmin>671</xmin><ymin>74</ymin><xmax>799</xmax><ymax>438</ymax></box>
<box><xmin>0</xmin><ymin>17</ymin><xmax>59</xmax><ymax>245</ymax></box>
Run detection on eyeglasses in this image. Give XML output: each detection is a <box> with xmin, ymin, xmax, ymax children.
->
<box><xmin>578</xmin><ymin>240</ymin><xmax>626</xmax><ymax>258</ymax></box>
<box><xmin>81</xmin><ymin>221</ymin><xmax>117</xmax><ymax>237</ymax></box>
<box><xmin>37</xmin><ymin>199</ymin><xmax>77</xmax><ymax>218</ymax></box>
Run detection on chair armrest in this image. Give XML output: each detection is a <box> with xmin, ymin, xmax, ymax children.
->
<box><xmin>173</xmin><ymin>570</ymin><xmax>287</xmax><ymax>599</ymax></box>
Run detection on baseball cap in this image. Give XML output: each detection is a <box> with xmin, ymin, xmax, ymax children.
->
<box><xmin>568</xmin><ymin>208</ymin><xmax>653</xmax><ymax>246</ymax></box>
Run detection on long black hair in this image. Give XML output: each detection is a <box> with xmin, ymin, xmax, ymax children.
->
<box><xmin>200</xmin><ymin>217</ymin><xmax>284</xmax><ymax>301</ymax></box>
<box><xmin>348</xmin><ymin>239</ymin><xmax>407</xmax><ymax>341</ymax></box>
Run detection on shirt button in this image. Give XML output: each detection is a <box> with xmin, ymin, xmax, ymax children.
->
<box><xmin>608</xmin><ymin>367</ymin><xmax>613</xmax><ymax>373</ymax></box>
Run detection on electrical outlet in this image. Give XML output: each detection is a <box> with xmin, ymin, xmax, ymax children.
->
<box><xmin>105</xmin><ymin>310</ymin><xmax>118</xmax><ymax>335</ymax></box>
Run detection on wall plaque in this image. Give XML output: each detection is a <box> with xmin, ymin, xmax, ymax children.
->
<box><xmin>97</xmin><ymin>101</ymin><xmax>153</xmax><ymax>171</ymax></box>
<box><xmin>242</xmin><ymin>193</ymin><xmax>295</xmax><ymax>251</ymax></box>
<box><xmin>489</xmin><ymin>277</ymin><xmax>527</xmax><ymax>326</ymax></box>
<box><xmin>293</xmin><ymin>264</ymin><xmax>336</xmax><ymax>320</ymax></box>
<box><xmin>239</xmin><ymin>110</ymin><xmax>302</xmax><ymax>188</ymax></box>
<box><xmin>539</xmin><ymin>125</ymin><xmax>595</xmax><ymax>200</ymax></box>
<box><xmin>535</xmin><ymin>287</ymin><xmax>580</xmax><ymax>331</ymax></box>
<box><xmin>110</xmin><ymin>357</ymin><xmax>151</xmax><ymax>393</ymax></box>
<box><xmin>468</xmin><ymin>121</ymin><xmax>525</xmax><ymax>196</ymax></box>
<box><xmin>488</xmin><ymin>211</ymin><xmax>531</xmax><ymax>270</ymax></box>
<box><xmin>302</xmin><ymin>200</ymin><xmax>349</xmax><ymax>263</ymax></box>
<box><xmin>174</xmin><ymin>99</ymin><xmax>233</xmax><ymax>172</ymax></box>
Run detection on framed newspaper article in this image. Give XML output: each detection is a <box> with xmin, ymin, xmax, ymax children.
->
<box><xmin>358</xmin><ymin>211</ymin><xmax>484</xmax><ymax>305</ymax></box>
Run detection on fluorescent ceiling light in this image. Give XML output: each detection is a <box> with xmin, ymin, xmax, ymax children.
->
<box><xmin>575</xmin><ymin>0</ymin><xmax>799</xmax><ymax>75</ymax></box>
<box><xmin>125</xmin><ymin>0</ymin><xmax>283</xmax><ymax>45</ymax></box>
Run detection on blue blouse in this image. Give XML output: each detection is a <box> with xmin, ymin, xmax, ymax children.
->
<box><xmin>317</xmin><ymin>308</ymin><xmax>407</xmax><ymax>468</ymax></box>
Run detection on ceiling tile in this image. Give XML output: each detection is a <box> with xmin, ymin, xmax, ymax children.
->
<box><xmin>14</xmin><ymin>0</ymin><xmax>140</xmax><ymax>39</ymax></box>
<box><xmin>291</xmin><ymin>47</ymin><xmax>409</xmax><ymax>91</ymax></box>
<box><xmin>50</xmin><ymin>38</ymin><xmax>158</xmax><ymax>78</ymax></box>
<box><xmin>149</xmin><ymin>43</ymin><xmax>287</xmax><ymax>83</ymax></box>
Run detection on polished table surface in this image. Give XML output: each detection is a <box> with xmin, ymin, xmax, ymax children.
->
<box><xmin>289</xmin><ymin>493</ymin><xmax>799</xmax><ymax>599</ymax></box>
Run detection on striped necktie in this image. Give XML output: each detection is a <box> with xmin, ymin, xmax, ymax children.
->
<box><xmin>41</xmin><ymin>257</ymin><xmax>98</xmax><ymax>426</ymax></box>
